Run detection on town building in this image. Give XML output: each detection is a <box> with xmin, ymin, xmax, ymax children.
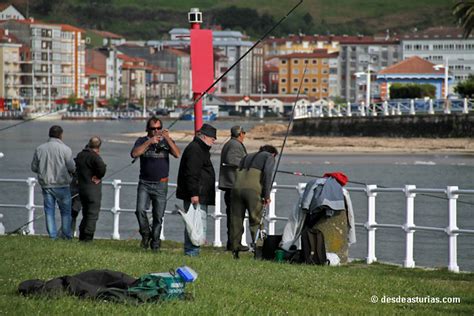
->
<box><xmin>0</xmin><ymin>4</ymin><xmax>25</xmax><ymax>21</ymax></box>
<box><xmin>377</xmin><ymin>56</ymin><xmax>452</xmax><ymax>100</ymax></box>
<box><xmin>277</xmin><ymin>50</ymin><xmax>339</xmax><ymax>99</ymax></box>
<box><xmin>401</xmin><ymin>27</ymin><xmax>474</xmax><ymax>90</ymax></box>
<box><xmin>0</xmin><ymin>19</ymin><xmax>86</xmax><ymax>109</ymax></box>
<box><xmin>84</xmin><ymin>66</ymin><xmax>106</xmax><ymax>100</ymax></box>
<box><xmin>263</xmin><ymin>34</ymin><xmax>341</xmax><ymax>57</ymax></box>
<box><xmin>117</xmin><ymin>54</ymin><xmax>146</xmax><ymax>102</ymax></box>
<box><xmin>338</xmin><ymin>36</ymin><xmax>401</xmax><ymax>102</ymax></box>
<box><xmin>0</xmin><ymin>29</ymin><xmax>22</xmax><ymax>111</ymax></box>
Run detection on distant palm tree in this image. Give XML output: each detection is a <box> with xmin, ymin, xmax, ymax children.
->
<box><xmin>453</xmin><ymin>1</ymin><xmax>474</xmax><ymax>38</ymax></box>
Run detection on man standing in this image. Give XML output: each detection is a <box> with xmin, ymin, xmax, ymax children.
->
<box><xmin>176</xmin><ymin>123</ymin><xmax>217</xmax><ymax>256</ymax></box>
<box><xmin>75</xmin><ymin>137</ymin><xmax>107</xmax><ymax>242</ymax></box>
<box><xmin>218</xmin><ymin>125</ymin><xmax>247</xmax><ymax>251</ymax></box>
<box><xmin>31</xmin><ymin>125</ymin><xmax>75</xmax><ymax>240</ymax></box>
<box><xmin>131</xmin><ymin>117</ymin><xmax>180</xmax><ymax>252</ymax></box>
<box><xmin>230</xmin><ymin>145</ymin><xmax>278</xmax><ymax>259</ymax></box>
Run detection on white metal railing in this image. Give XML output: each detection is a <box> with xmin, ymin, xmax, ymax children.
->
<box><xmin>0</xmin><ymin>110</ymin><xmax>22</xmax><ymax>119</ymax></box>
<box><xmin>0</xmin><ymin>177</ymin><xmax>473</xmax><ymax>273</ymax></box>
<box><xmin>62</xmin><ymin>111</ymin><xmax>145</xmax><ymax>119</ymax></box>
<box><xmin>294</xmin><ymin>98</ymin><xmax>473</xmax><ymax>119</ymax></box>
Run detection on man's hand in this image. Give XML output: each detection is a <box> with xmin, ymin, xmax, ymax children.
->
<box><xmin>161</xmin><ymin>129</ymin><xmax>171</xmax><ymax>141</ymax></box>
<box><xmin>263</xmin><ymin>198</ymin><xmax>271</xmax><ymax>206</ymax></box>
<box><xmin>191</xmin><ymin>196</ymin><xmax>199</xmax><ymax>205</ymax></box>
<box><xmin>148</xmin><ymin>135</ymin><xmax>161</xmax><ymax>145</ymax></box>
<box><xmin>91</xmin><ymin>176</ymin><xmax>101</xmax><ymax>184</ymax></box>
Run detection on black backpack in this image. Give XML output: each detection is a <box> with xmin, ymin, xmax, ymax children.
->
<box><xmin>300</xmin><ymin>227</ymin><xmax>329</xmax><ymax>265</ymax></box>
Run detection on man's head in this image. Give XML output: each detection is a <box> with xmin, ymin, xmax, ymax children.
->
<box><xmin>87</xmin><ymin>136</ymin><xmax>102</xmax><ymax>152</ymax></box>
<box><xmin>49</xmin><ymin>125</ymin><xmax>63</xmax><ymax>139</ymax></box>
<box><xmin>259</xmin><ymin>144</ymin><xmax>278</xmax><ymax>157</ymax></box>
<box><xmin>197</xmin><ymin>123</ymin><xmax>217</xmax><ymax>146</ymax></box>
<box><xmin>230</xmin><ymin>125</ymin><xmax>246</xmax><ymax>142</ymax></box>
<box><xmin>146</xmin><ymin>116</ymin><xmax>163</xmax><ymax>137</ymax></box>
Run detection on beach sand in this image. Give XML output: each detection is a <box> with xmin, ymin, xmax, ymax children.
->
<box><xmin>124</xmin><ymin>123</ymin><xmax>474</xmax><ymax>154</ymax></box>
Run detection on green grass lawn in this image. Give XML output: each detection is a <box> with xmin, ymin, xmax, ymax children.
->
<box><xmin>1</xmin><ymin>236</ymin><xmax>473</xmax><ymax>315</ymax></box>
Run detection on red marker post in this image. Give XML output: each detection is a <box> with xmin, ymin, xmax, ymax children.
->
<box><xmin>189</xmin><ymin>8</ymin><xmax>214</xmax><ymax>133</ymax></box>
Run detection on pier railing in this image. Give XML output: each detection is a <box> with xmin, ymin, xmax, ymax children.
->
<box><xmin>0</xmin><ymin>177</ymin><xmax>473</xmax><ymax>273</ymax></box>
<box><xmin>294</xmin><ymin>98</ymin><xmax>473</xmax><ymax>119</ymax></box>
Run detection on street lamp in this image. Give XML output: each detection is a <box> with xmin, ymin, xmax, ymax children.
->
<box><xmin>355</xmin><ymin>66</ymin><xmax>371</xmax><ymax>110</ymax></box>
<box><xmin>258</xmin><ymin>83</ymin><xmax>266</xmax><ymax>119</ymax></box>
<box><xmin>143</xmin><ymin>83</ymin><xmax>149</xmax><ymax>118</ymax></box>
<box><xmin>433</xmin><ymin>57</ymin><xmax>449</xmax><ymax>99</ymax></box>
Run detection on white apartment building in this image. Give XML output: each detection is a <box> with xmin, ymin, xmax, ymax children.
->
<box><xmin>401</xmin><ymin>27</ymin><xmax>474</xmax><ymax>86</ymax></box>
<box><xmin>1</xmin><ymin>19</ymin><xmax>85</xmax><ymax>108</ymax></box>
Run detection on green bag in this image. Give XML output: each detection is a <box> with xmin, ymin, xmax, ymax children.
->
<box><xmin>127</xmin><ymin>272</ymin><xmax>186</xmax><ymax>302</ymax></box>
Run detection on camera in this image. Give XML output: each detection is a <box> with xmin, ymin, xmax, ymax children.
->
<box><xmin>151</xmin><ymin>140</ymin><xmax>169</xmax><ymax>153</ymax></box>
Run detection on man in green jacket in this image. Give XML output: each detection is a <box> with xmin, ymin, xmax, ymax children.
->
<box><xmin>218</xmin><ymin>125</ymin><xmax>247</xmax><ymax>251</ymax></box>
<box><xmin>230</xmin><ymin>145</ymin><xmax>278</xmax><ymax>259</ymax></box>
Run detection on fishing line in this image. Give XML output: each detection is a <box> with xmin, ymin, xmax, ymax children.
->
<box><xmin>254</xmin><ymin>64</ymin><xmax>308</xmax><ymax>248</ymax></box>
<box><xmin>277</xmin><ymin>169</ymin><xmax>474</xmax><ymax>207</ymax></box>
<box><xmin>166</xmin><ymin>0</ymin><xmax>304</xmax><ymax>130</ymax></box>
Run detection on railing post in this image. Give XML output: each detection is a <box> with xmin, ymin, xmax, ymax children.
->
<box><xmin>111</xmin><ymin>179</ymin><xmax>121</xmax><ymax>240</ymax></box>
<box><xmin>397</xmin><ymin>103</ymin><xmax>402</xmax><ymax>115</ymax></box>
<box><xmin>409</xmin><ymin>99</ymin><xmax>415</xmax><ymax>115</ymax></box>
<box><xmin>383</xmin><ymin>101</ymin><xmax>389</xmax><ymax>116</ymax></box>
<box><xmin>428</xmin><ymin>98</ymin><xmax>434</xmax><ymax>115</ymax></box>
<box><xmin>444</xmin><ymin>99</ymin><xmax>451</xmax><ymax>114</ymax></box>
<box><xmin>446</xmin><ymin>186</ymin><xmax>459</xmax><ymax>273</ymax></box>
<box><xmin>0</xmin><ymin>213</ymin><xmax>5</xmax><ymax>235</ymax></box>
<box><xmin>346</xmin><ymin>102</ymin><xmax>352</xmax><ymax>117</ymax></box>
<box><xmin>403</xmin><ymin>185</ymin><xmax>416</xmax><ymax>268</ymax></box>
<box><xmin>26</xmin><ymin>177</ymin><xmax>37</xmax><ymax>235</ymax></box>
<box><xmin>268</xmin><ymin>182</ymin><xmax>277</xmax><ymax>235</ymax></box>
<box><xmin>463</xmin><ymin>98</ymin><xmax>468</xmax><ymax>114</ymax></box>
<box><xmin>360</xmin><ymin>102</ymin><xmax>366</xmax><ymax>117</ymax></box>
<box><xmin>213</xmin><ymin>183</ymin><xmax>223</xmax><ymax>247</ymax></box>
<box><xmin>372</xmin><ymin>103</ymin><xmax>377</xmax><ymax>117</ymax></box>
<box><xmin>365</xmin><ymin>184</ymin><xmax>377</xmax><ymax>264</ymax></box>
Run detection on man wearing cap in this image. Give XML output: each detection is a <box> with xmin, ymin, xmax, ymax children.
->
<box><xmin>219</xmin><ymin>125</ymin><xmax>247</xmax><ymax>251</ymax></box>
<box><xmin>176</xmin><ymin>123</ymin><xmax>217</xmax><ymax>256</ymax></box>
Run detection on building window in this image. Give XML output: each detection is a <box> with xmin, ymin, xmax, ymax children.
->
<box><xmin>304</xmin><ymin>59</ymin><xmax>309</xmax><ymax>64</ymax></box>
<box><xmin>293</xmin><ymin>59</ymin><xmax>299</xmax><ymax>64</ymax></box>
<box><xmin>304</xmin><ymin>78</ymin><xmax>309</xmax><ymax>83</ymax></box>
<box><xmin>281</xmin><ymin>78</ymin><xmax>287</xmax><ymax>83</ymax></box>
<box><xmin>281</xmin><ymin>88</ymin><xmax>286</xmax><ymax>93</ymax></box>
<box><xmin>312</xmin><ymin>78</ymin><xmax>318</xmax><ymax>83</ymax></box>
<box><xmin>293</xmin><ymin>69</ymin><xmax>299</xmax><ymax>75</ymax></box>
<box><xmin>281</xmin><ymin>60</ymin><xmax>287</xmax><ymax>64</ymax></box>
<box><xmin>312</xmin><ymin>59</ymin><xmax>317</xmax><ymax>64</ymax></box>
<box><xmin>293</xmin><ymin>78</ymin><xmax>299</xmax><ymax>83</ymax></box>
<box><xmin>293</xmin><ymin>88</ymin><xmax>298</xmax><ymax>92</ymax></box>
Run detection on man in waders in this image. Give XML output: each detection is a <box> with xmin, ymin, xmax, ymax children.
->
<box><xmin>229</xmin><ymin>145</ymin><xmax>278</xmax><ymax>259</ymax></box>
<box><xmin>75</xmin><ymin>137</ymin><xmax>107</xmax><ymax>242</ymax></box>
<box><xmin>218</xmin><ymin>125</ymin><xmax>247</xmax><ymax>251</ymax></box>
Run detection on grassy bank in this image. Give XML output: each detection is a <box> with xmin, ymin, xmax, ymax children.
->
<box><xmin>1</xmin><ymin>236</ymin><xmax>473</xmax><ymax>315</ymax></box>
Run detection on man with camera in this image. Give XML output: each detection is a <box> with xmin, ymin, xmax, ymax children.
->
<box><xmin>131</xmin><ymin>116</ymin><xmax>180</xmax><ymax>252</ymax></box>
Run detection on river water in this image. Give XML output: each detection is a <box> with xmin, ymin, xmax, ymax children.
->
<box><xmin>0</xmin><ymin>119</ymin><xmax>473</xmax><ymax>271</ymax></box>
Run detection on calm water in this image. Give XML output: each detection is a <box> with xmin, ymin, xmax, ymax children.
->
<box><xmin>1</xmin><ymin>119</ymin><xmax>473</xmax><ymax>271</ymax></box>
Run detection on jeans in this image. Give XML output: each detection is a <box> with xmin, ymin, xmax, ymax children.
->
<box><xmin>135</xmin><ymin>180</ymin><xmax>168</xmax><ymax>249</ymax></box>
<box><xmin>183</xmin><ymin>201</ymin><xmax>208</xmax><ymax>256</ymax></box>
<box><xmin>42</xmin><ymin>187</ymin><xmax>72</xmax><ymax>239</ymax></box>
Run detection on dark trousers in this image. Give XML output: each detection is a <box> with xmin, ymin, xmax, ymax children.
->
<box><xmin>78</xmin><ymin>187</ymin><xmax>101</xmax><ymax>241</ymax></box>
<box><xmin>223</xmin><ymin>189</ymin><xmax>232</xmax><ymax>249</ymax></box>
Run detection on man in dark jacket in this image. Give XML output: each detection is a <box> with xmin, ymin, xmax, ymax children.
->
<box><xmin>75</xmin><ymin>137</ymin><xmax>107</xmax><ymax>242</ymax></box>
<box><xmin>176</xmin><ymin>123</ymin><xmax>217</xmax><ymax>256</ymax></box>
<box><xmin>218</xmin><ymin>125</ymin><xmax>247</xmax><ymax>250</ymax></box>
<box><xmin>230</xmin><ymin>145</ymin><xmax>278</xmax><ymax>258</ymax></box>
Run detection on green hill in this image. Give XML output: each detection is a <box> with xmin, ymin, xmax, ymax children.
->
<box><xmin>8</xmin><ymin>0</ymin><xmax>460</xmax><ymax>39</ymax></box>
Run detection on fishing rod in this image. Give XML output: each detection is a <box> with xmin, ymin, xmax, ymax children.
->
<box><xmin>253</xmin><ymin>64</ymin><xmax>308</xmax><ymax>255</ymax></box>
<box><xmin>277</xmin><ymin>169</ymin><xmax>474</xmax><ymax>207</ymax></box>
<box><xmin>166</xmin><ymin>0</ymin><xmax>304</xmax><ymax>131</ymax></box>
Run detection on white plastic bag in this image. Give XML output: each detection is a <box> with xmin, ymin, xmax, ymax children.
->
<box><xmin>326</xmin><ymin>252</ymin><xmax>341</xmax><ymax>266</ymax></box>
<box><xmin>178</xmin><ymin>204</ymin><xmax>205</xmax><ymax>246</ymax></box>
